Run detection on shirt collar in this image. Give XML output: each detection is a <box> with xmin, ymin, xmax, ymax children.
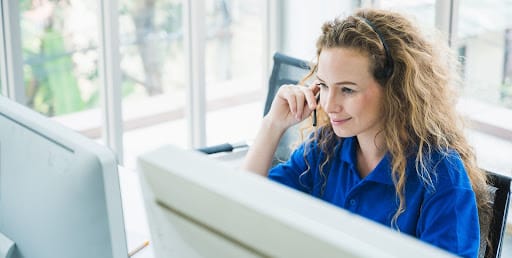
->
<box><xmin>366</xmin><ymin>154</ymin><xmax>394</xmax><ymax>185</ymax></box>
<box><xmin>339</xmin><ymin>136</ymin><xmax>394</xmax><ymax>185</ymax></box>
<box><xmin>339</xmin><ymin>136</ymin><xmax>357</xmax><ymax>165</ymax></box>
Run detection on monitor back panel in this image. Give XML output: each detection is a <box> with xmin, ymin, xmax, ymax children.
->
<box><xmin>0</xmin><ymin>97</ymin><xmax>127</xmax><ymax>258</ymax></box>
<box><xmin>138</xmin><ymin>145</ymin><xmax>457</xmax><ymax>258</ymax></box>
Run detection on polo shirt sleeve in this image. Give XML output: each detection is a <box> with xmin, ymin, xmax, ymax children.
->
<box><xmin>416</xmin><ymin>153</ymin><xmax>480</xmax><ymax>258</ymax></box>
<box><xmin>267</xmin><ymin>142</ymin><xmax>315</xmax><ymax>193</ymax></box>
<box><xmin>418</xmin><ymin>187</ymin><xmax>479</xmax><ymax>257</ymax></box>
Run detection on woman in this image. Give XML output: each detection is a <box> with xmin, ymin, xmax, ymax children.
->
<box><xmin>243</xmin><ymin>8</ymin><xmax>490</xmax><ymax>258</ymax></box>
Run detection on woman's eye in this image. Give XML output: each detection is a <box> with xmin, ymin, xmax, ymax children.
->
<box><xmin>341</xmin><ymin>87</ymin><xmax>355</xmax><ymax>94</ymax></box>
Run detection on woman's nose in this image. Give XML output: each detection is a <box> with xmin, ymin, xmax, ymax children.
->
<box><xmin>322</xmin><ymin>90</ymin><xmax>340</xmax><ymax>113</ymax></box>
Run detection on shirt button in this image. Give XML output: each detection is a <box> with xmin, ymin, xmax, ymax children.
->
<box><xmin>349</xmin><ymin>199</ymin><xmax>356</xmax><ymax>206</ymax></box>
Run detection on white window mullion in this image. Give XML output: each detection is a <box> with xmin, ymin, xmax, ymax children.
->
<box><xmin>0</xmin><ymin>0</ymin><xmax>25</xmax><ymax>104</ymax></box>
<box><xmin>98</xmin><ymin>0</ymin><xmax>124</xmax><ymax>164</ymax></box>
<box><xmin>184</xmin><ymin>0</ymin><xmax>206</xmax><ymax>149</ymax></box>
<box><xmin>263</xmin><ymin>0</ymin><xmax>279</xmax><ymax>88</ymax></box>
<box><xmin>435</xmin><ymin>0</ymin><xmax>459</xmax><ymax>47</ymax></box>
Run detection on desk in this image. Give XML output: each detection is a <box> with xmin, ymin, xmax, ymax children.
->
<box><xmin>119</xmin><ymin>166</ymin><xmax>154</xmax><ymax>258</ymax></box>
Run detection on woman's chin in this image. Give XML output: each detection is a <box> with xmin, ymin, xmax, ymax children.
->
<box><xmin>332</xmin><ymin>128</ymin><xmax>355</xmax><ymax>138</ymax></box>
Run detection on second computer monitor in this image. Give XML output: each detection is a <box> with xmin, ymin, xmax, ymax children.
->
<box><xmin>0</xmin><ymin>96</ymin><xmax>127</xmax><ymax>258</ymax></box>
<box><xmin>138</xmin><ymin>144</ymin><xmax>456</xmax><ymax>258</ymax></box>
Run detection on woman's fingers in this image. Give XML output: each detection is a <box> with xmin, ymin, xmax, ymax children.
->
<box><xmin>284</xmin><ymin>85</ymin><xmax>317</xmax><ymax>118</ymax></box>
<box><xmin>294</xmin><ymin>93</ymin><xmax>306</xmax><ymax>119</ymax></box>
<box><xmin>279</xmin><ymin>85</ymin><xmax>297</xmax><ymax>114</ymax></box>
<box><xmin>305</xmin><ymin>83</ymin><xmax>320</xmax><ymax>109</ymax></box>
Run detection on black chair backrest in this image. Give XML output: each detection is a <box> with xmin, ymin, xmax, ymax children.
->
<box><xmin>484</xmin><ymin>171</ymin><xmax>511</xmax><ymax>258</ymax></box>
<box><xmin>264</xmin><ymin>53</ymin><xmax>311</xmax><ymax>165</ymax></box>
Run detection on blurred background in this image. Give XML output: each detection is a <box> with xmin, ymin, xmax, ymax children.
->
<box><xmin>1</xmin><ymin>0</ymin><xmax>511</xmax><ymax>188</ymax></box>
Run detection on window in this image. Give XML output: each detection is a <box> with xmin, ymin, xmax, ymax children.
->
<box><xmin>20</xmin><ymin>1</ymin><xmax>103</xmax><ymax>138</ymax></box>
<box><xmin>119</xmin><ymin>0</ymin><xmax>188</xmax><ymax>166</ymax></box>
<box><xmin>280</xmin><ymin>0</ymin><xmax>354</xmax><ymax>60</ymax></box>
<box><xmin>457</xmin><ymin>0</ymin><xmax>512</xmax><ymax>110</ymax></box>
<box><xmin>455</xmin><ymin>0</ymin><xmax>512</xmax><ymax>176</ymax></box>
<box><xmin>203</xmin><ymin>0</ymin><xmax>264</xmax><ymax>145</ymax></box>
<box><xmin>121</xmin><ymin>0</ymin><xmax>267</xmax><ymax>168</ymax></box>
<box><xmin>21</xmin><ymin>1</ymin><xmax>100</xmax><ymax>116</ymax></box>
<box><xmin>379</xmin><ymin>0</ymin><xmax>436</xmax><ymax>32</ymax></box>
<box><xmin>4</xmin><ymin>0</ymin><xmax>268</xmax><ymax>168</ymax></box>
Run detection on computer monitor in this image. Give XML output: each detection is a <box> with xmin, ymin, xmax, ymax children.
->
<box><xmin>137</xmin><ymin>144</ymin><xmax>457</xmax><ymax>258</ymax></box>
<box><xmin>0</xmin><ymin>96</ymin><xmax>128</xmax><ymax>258</ymax></box>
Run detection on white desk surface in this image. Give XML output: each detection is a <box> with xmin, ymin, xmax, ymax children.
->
<box><xmin>119</xmin><ymin>166</ymin><xmax>154</xmax><ymax>258</ymax></box>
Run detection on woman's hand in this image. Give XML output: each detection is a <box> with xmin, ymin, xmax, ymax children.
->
<box><xmin>243</xmin><ymin>82</ymin><xmax>320</xmax><ymax>176</ymax></box>
<box><xmin>265</xmin><ymin>83</ymin><xmax>320</xmax><ymax>132</ymax></box>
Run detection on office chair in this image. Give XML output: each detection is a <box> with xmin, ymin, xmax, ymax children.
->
<box><xmin>482</xmin><ymin>171</ymin><xmax>511</xmax><ymax>258</ymax></box>
<box><xmin>197</xmin><ymin>52</ymin><xmax>311</xmax><ymax>161</ymax></box>
<box><xmin>262</xmin><ymin>52</ymin><xmax>312</xmax><ymax>116</ymax></box>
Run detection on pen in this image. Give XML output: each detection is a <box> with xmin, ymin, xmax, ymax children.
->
<box><xmin>128</xmin><ymin>240</ymin><xmax>150</xmax><ymax>257</ymax></box>
<box><xmin>312</xmin><ymin>93</ymin><xmax>320</xmax><ymax>127</ymax></box>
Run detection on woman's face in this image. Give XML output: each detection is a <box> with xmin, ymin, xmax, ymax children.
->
<box><xmin>316</xmin><ymin>47</ymin><xmax>385</xmax><ymax>140</ymax></box>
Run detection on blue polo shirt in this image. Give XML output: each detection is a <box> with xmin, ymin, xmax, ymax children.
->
<box><xmin>268</xmin><ymin>136</ymin><xmax>480</xmax><ymax>258</ymax></box>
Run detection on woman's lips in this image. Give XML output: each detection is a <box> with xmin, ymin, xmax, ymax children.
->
<box><xmin>330</xmin><ymin>117</ymin><xmax>351</xmax><ymax>125</ymax></box>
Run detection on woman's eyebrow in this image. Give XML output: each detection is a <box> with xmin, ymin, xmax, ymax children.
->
<box><xmin>316</xmin><ymin>75</ymin><xmax>357</xmax><ymax>86</ymax></box>
<box><xmin>315</xmin><ymin>75</ymin><xmax>325</xmax><ymax>81</ymax></box>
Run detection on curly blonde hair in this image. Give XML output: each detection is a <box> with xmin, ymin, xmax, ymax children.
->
<box><xmin>299</xmin><ymin>8</ymin><xmax>491</xmax><ymax>239</ymax></box>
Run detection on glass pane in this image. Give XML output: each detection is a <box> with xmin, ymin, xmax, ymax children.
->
<box><xmin>379</xmin><ymin>0</ymin><xmax>436</xmax><ymax>33</ymax></box>
<box><xmin>204</xmin><ymin>0</ymin><xmax>263</xmax><ymax>93</ymax></box>
<box><xmin>21</xmin><ymin>1</ymin><xmax>100</xmax><ymax>116</ymax></box>
<box><xmin>20</xmin><ymin>1</ymin><xmax>102</xmax><ymax>138</ymax></box>
<box><xmin>457</xmin><ymin>0</ymin><xmax>512</xmax><ymax>109</ymax></box>
<box><xmin>119</xmin><ymin>0</ymin><xmax>187</xmax><ymax>168</ymax></box>
<box><xmin>119</xmin><ymin>0</ymin><xmax>185</xmax><ymax>100</ymax></box>
<box><xmin>204</xmin><ymin>0</ymin><xmax>264</xmax><ymax>145</ymax></box>
<box><xmin>282</xmin><ymin>1</ymin><xmax>354</xmax><ymax>64</ymax></box>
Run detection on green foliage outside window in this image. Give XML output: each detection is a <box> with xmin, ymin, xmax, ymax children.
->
<box><xmin>21</xmin><ymin>0</ymin><xmax>184</xmax><ymax>116</ymax></box>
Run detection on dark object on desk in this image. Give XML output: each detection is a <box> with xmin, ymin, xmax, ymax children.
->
<box><xmin>198</xmin><ymin>52</ymin><xmax>311</xmax><ymax>163</ymax></box>
<box><xmin>197</xmin><ymin>142</ymin><xmax>248</xmax><ymax>155</ymax></box>
<box><xmin>483</xmin><ymin>171</ymin><xmax>511</xmax><ymax>258</ymax></box>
